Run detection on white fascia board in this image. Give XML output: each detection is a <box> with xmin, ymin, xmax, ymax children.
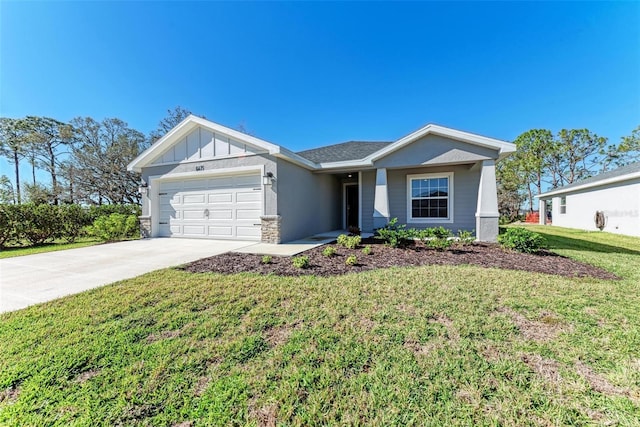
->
<box><xmin>128</xmin><ymin>115</ymin><xmax>286</xmax><ymax>172</ymax></box>
<box><xmin>367</xmin><ymin>124</ymin><xmax>515</xmax><ymax>163</ymax></box>
<box><xmin>536</xmin><ymin>171</ymin><xmax>640</xmax><ymax>199</ymax></box>
<box><xmin>275</xmin><ymin>147</ymin><xmax>319</xmax><ymax>170</ymax></box>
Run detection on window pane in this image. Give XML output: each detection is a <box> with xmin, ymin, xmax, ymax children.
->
<box><xmin>410</xmin><ymin>176</ymin><xmax>449</xmax><ymax>219</ymax></box>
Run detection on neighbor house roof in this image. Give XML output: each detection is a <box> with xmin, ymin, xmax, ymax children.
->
<box><xmin>297</xmin><ymin>141</ymin><xmax>392</xmax><ymax>163</ymax></box>
<box><xmin>537</xmin><ymin>162</ymin><xmax>640</xmax><ymax>199</ymax></box>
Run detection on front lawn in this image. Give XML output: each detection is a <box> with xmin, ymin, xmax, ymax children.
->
<box><xmin>1</xmin><ymin>226</ymin><xmax>639</xmax><ymax>425</ymax></box>
<box><xmin>0</xmin><ymin>238</ymin><xmax>102</xmax><ymax>259</ymax></box>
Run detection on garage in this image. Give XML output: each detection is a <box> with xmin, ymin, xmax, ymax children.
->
<box><xmin>156</xmin><ymin>173</ymin><xmax>263</xmax><ymax>240</ymax></box>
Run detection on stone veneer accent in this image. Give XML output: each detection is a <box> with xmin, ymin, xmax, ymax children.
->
<box><xmin>260</xmin><ymin>215</ymin><xmax>282</xmax><ymax>244</ymax></box>
<box><xmin>139</xmin><ymin>215</ymin><xmax>152</xmax><ymax>239</ymax></box>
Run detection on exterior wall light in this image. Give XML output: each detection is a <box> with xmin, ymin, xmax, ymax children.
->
<box><xmin>139</xmin><ymin>182</ymin><xmax>149</xmax><ymax>196</ymax></box>
<box><xmin>263</xmin><ymin>172</ymin><xmax>275</xmax><ymax>185</ymax></box>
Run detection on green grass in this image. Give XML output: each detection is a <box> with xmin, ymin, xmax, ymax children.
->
<box><xmin>0</xmin><ymin>238</ymin><xmax>102</xmax><ymax>259</ymax></box>
<box><xmin>1</xmin><ymin>226</ymin><xmax>639</xmax><ymax>425</ymax></box>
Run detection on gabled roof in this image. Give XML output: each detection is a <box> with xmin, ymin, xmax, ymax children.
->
<box><xmin>128</xmin><ymin>116</ymin><xmax>515</xmax><ymax>173</ymax></box>
<box><xmin>127</xmin><ymin>115</ymin><xmax>316</xmax><ymax>172</ymax></box>
<box><xmin>297</xmin><ymin>141</ymin><xmax>392</xmax><ymax>163</ymax></box>
<box><xmin>537</xmin><ymin>162</ymin><xmax>640</xmax><ymax>198</ymax></box>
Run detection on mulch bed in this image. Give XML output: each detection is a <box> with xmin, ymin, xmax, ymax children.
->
<box><xmin>183</xmin><ymin>238</ymin><xmax>619</xmax><ymax>280</ymax></box>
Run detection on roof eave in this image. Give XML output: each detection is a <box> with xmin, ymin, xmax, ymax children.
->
<box><xmin>536</xmin><ymin>171</ymin><xmax>640</xmax><ymax>199</ymax></box>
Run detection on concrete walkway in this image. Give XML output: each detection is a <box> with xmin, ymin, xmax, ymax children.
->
<box><xmin>0</xmin><ymin>238</ymin><xmax>253</xmax><ymax>313</ymax></box>
<box><xmin>233</xmin><ymin>230</ymin><xmax>374</xmax><ymax>256</ymax></box>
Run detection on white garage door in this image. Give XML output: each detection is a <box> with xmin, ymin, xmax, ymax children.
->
<box><xmin>157</xmin><ymin>174</ymin><xmax>262</xmax><ymax>240</ymax></box>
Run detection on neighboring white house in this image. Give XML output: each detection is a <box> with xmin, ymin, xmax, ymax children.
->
<box><xmin>536</xmin><ymin>162</ymin><xmax>640</xmax><ymax>237</ymax></box>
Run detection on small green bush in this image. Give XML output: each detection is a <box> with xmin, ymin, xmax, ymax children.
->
<box><xmin>337</xmin><ymin>234</ymin><xmax>361</xmax><ymax>249</ymax></box>
<box><xmin>59</xmin><ymin>204</ymin><xmax>92</xmax><ymax>243</ymax></box>
<box><xmin>345</xmin><ymin>255</ymin><xmax>358</xmax><ymax>266</ymax></box>
<box><xmin>322</xmin><ymin>246</ymin><xmax>337</xmax><ymax>257</ymax></box>
<box><xmin>456</xmin><ymin>229</ymin><xmax>475</xmax><ymax>245</ymax></box>
<box><xmin>362</xmin><ymin>245</ymin><xmax>372</xmax><ymax>255</ymax></box>
<box><xmin>0</xmin><ymin>204</ymin><xmax>20</xmax><ymax>248</ymax></box>
<box><xmin>426</xmin><ymin>237</ymin><xmax>453</xmax><ymax>251</ymax></box>
<box><xmin>89</xmin><ymin>213</ymin><xmax>139</xmax><ymax>242</ymax></box>
<box><xmin>498</xmin><ymin>227</ymin><xmax>545</xmax><ymax>253</ymax></box>
<box><xmin>19</xmin><ymin>203</ymin><xmax>63</xmax><ymax>245</ymax></box>
<box><xmin>261</xmin><ymin>255</ymin><xmax>272</xmax><ymax>264</ymax></box>
<box><xmin>292</xmin><ymin>255</ymin><xmax>310</xmax><ymax>269</ymax></box>
<box><xmin>375</xmin><ymin>218</ymin><xmax>415</xmax><ymax>248</ymax></box>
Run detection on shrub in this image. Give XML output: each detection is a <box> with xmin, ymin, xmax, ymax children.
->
<box><xmin>426</xmin><ymin>237</ymin><xmax>453</xmax><ymax>251</ymax></box>
<box><xmin>498</xmin><ymin>227</ymin><xmax>545</xmax><ymax>253</ymax></box>
<box><xmin>261</xmin><ymin>255</ymin><xmax>272</xmax><ymax>264</ymax></box>
<box><xmin>375</xmin><ymin>218</ymin><xmax>415</xmax><ymax>248</ymax></box>
<box><xmin>59</xmin><ymin>204</ymin><xmax>92</xmax><ymax>243</ymax></box>
<box><xmin>19</xmin><ymin>203</ymin><xmax>63</xmax><ymax>245</ymax></box>
<box><xmin>0</xmin><ymin>204</ymin><xmax>20</xmax><ymax>248</ymax></box>
<box><xmin>322</xmin><ymin>246</ymin><xmax>337</xmax><ymax>257</ymax></box>
<box><xmin>362</xmin><ymin>245</ymin><xmax>372</xmax><ymax>255</ymax></box>
<box><xmin>89</xmin><ymin>213</ymin><xmax>139</xmax><ymax>242</ymax></box>
<box><xmin>292</xmin><ymin>255</ymin><xmax>310</xmax><ymax>269</ymax></box>
<box><xmin>456</xmin><ymin>229</ymin><xmax>475</xmax><ymax>245</ymax></box>
<box><xmin>337</xmin><ymin>234</ymin><xmax>361</xmax><ymax>249</ymax></box>
<box><xmin>345</xmin><ymin>255</ymin><xmax>358</xmax><ymax>266</ymax></box>
<box><xmin>86</xmin><ymin>204</ymin><xmax>141</xmax><ymax>222</ymax></box>
<box><xmin>347</xmin><ymin>225</ymin><xmax>361</xmax><ymax>236</ymax></box>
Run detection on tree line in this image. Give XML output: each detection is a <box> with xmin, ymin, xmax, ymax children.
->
<box><xmin>0</xmin><ymin>107</ymin><xmax>192</xmax><ymax>205</ymax></box>
<box><xmin>497</xmin><ymin>126</ymin><xmax>640</xmax><ymax>221</ymax></box>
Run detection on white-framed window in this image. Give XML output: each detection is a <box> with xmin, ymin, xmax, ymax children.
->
<box><xmin>407</xmin><ymin>172</ymin><xmax>453</xmax><ymax>223</ymax></box>
<box><xmin>560</xmin><ymin>196</ymin><xmax>567</xmax><ymax>214</ymax></box>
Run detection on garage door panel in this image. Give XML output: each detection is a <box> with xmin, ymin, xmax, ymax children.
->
<box><xmin>209</xmin><ymin>193</ymin><xmax>233</xmax><ymax>203</ymax></box>
<box><xmin>183</xmin><ymin>225</ymin><xmax>206</xmax><ymax>236</ymax></box>
<box><xmin>236</xmin><ymin>209</ymin><xmax>261</xmax><ymax>220</ymax></box>
<box><xmin>208</xmin><ymin>226</ymin><xmax>233</xmax><ymax>237</ymax></box>
<box><xmin>183</xmin><ymin>209</ymin><xmax>207</xmax><ymax>220</ymax></box>
<box><xmin>183</xmin><ymin>193</ymin><xmax>206</xmax><ymax>204</ymax></box>
<box><xmin>157</xmin><ymin>173</ymin><xmax>262</xmax><ymax>240</ymax></box>
<box><xmin>236</xmin><ymin>191</ymin><xmax>261</xmax><ymax>203</ymax></box>
<box><xmin>210</xmin><ymin>209</ymin><xmax>233</xmax><ymax>220</ymax></box>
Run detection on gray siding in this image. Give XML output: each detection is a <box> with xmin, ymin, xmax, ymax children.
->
<box><xmin>362</xmin><ymin>164</ymin><xmax>480</xmax><ymax>232</ymax></box>
<box><xmin>360</xmin><ymin>170</ymin><xmax>376</xmax><ymax>232</ymax></box>
<box><xmin>140</xmin><ymin>154</ymin><xmax>277</xmax><ymax>217</ymax></box>
<box><xmin>374</xmin><ymin>134</ymin><xmax>498</xmax><ymax>169</ymax></box>
<box><xmin>276</xmin><ymin>160</ymin><xmax>342</xmax><ymax>242</ymax></box>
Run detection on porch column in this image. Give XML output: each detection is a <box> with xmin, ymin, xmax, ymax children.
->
<box><xmin>539</xmin><ymin>200</ymin><xmax>546</xmax><ymax>225</ymax></box>
<box><xmin>373</xmin><ymin>168</ymin><xmax>390</xmax><ymax>228</ymax></box>
<box><xmin>475</xmin><ymin>160</ymin><xmax>499</xmax><ymax>242</ymax></box>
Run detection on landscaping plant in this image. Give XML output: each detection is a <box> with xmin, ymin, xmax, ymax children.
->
<box><xmin>88</xmin><ymin>213</ymin><xmax>139</xmax><ymax>242</ymax></box>
<box><xmin>261</xmin><ymin>255</ymin><xmax>272</xmax><ymax>264</ymax></box>
<box><xmin>456</xmin><ymin>229</ymin><xmax>475</xmax><ymax>245</ymax></box>
<box><xmin>337</xmin><ymin>234</ymin><xmax>361</xmax><ymax>249</ymax></box>
<box><xmin>362</xmin><ymin>245</ymin><xmax>372</xmax><ymax>255</ymax></box>
<box><xmin>292</xmin><ymin>255</ymin><xmax>310</xmax><ymax>269</ymax></box>
<box><xmin>345</xmin><ymin>254</ymin><xmax>358</xmax><ymax>266</ymax></box>
<box><xmin>498</xmin><ymin>227</ymin><xmax>545</xmax><ymax>253</ymax></box>
<box><xmin>375</xmin><ymin>218</ymin><xmax>415</xmax><ymax>248</ymax></box>
<box><xmin>322</xmin><ymin>246</ymin><xmax>337</xmax><ymax>257</ymax></box>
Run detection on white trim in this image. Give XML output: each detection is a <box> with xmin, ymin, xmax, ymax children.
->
<box><xmin>406</xmin><ymin>172</ymin><xmax>454</xmax><ymax>224</ymax></box>
<box><xmin>358</xmin><ymin>171</ymin><xmax>362</xmax><ymax>230</ymax></box>
<box><xmin>146</xmin><ymin>152</ymin><xmax>263</xmax><ymax>168</ymax></box>
<box><xmin>147</xmin><ymin>165</ymin><xmax>264</xmax><ymax>238</ymax></box>
<box><xmin>537</xmin><ymin>171</ymin><xmax>640</xmax><ymax>199</ymax></box>
<box><xmin>128</xmin><ymin>115</ymin><xmax>317</xmax><ymax>172</ymax></box>
<box><xmin>343</xmin><ymin>183</ymin><xmax>358</xmax><ymax>229</ymax></box>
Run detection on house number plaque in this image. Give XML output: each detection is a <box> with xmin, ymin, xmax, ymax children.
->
<box><xmin>195</xmin><ymin>166</ymin><xmax>205</xmax><ymax>171</ymax></box>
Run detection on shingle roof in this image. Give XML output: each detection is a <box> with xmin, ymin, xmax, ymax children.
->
<box><xmin>296</xmin><ymin>141</ymin><xmax>392</xmax><ymax>163</ymax></box>
<box><xmin>540</xmin><ymin>161</ymin><xmax>640</xmax><ymax>196</ymax></box>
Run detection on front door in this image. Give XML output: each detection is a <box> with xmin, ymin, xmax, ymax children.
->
<box><xmin>345</xmin><ymin>184</ymin><xmax>359</xmax><ymax>229</ymax></box>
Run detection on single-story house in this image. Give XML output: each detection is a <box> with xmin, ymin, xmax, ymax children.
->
<box><xmin>536</xmin><ymin>162</ymin><xmax>640</xmax><ymax>237</ymax></box>
<box><xmin>127</xmin><ymin>116</ymin><xmax>515</xmax><ymax>243</ymax></box>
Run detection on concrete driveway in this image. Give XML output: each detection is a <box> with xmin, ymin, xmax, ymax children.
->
<box><xmin>0</xmin><ymin>238</ymin><xmax>253</xmax><ymax>313</ymax></box>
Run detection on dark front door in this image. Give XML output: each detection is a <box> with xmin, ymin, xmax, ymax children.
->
<box><xmin>345</xmin><ymin>184</ymin><xmax>359</xmax><ymax>229</ymax></box>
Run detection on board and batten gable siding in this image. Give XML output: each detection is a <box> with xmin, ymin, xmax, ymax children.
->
<box><xmin>151</xmin><ymin>126</ymin><xmax>264</xmax><ymax>165</ymax></box>
<box><xmin>550</xmin><ymin>179</ymin><xmax>640</xmax><ymax>236</ymax></box>
<box><xmin>373</xmin><ymin>134</ymin><xmax>498</xmax><ymax>169</ymax></box>
<box><xmin>140</xmin><ymin>154</ymin><xmax>277</xmax><ymax>217</ymax></box>
<box><xmin>276</xmin><ymin>159</ymin><xmax>342</xmax><ymax>242</ymax></box>
<box><xmin>386</xmin><ymin>165</ymin><xmax>480</xmax><ymax>231</ymax></box>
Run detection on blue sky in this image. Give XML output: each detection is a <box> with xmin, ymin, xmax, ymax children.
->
<box><xmin>1</xmin><ymin>1</ymin><xmax>639</xmax><ymax>183</ymax></box>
